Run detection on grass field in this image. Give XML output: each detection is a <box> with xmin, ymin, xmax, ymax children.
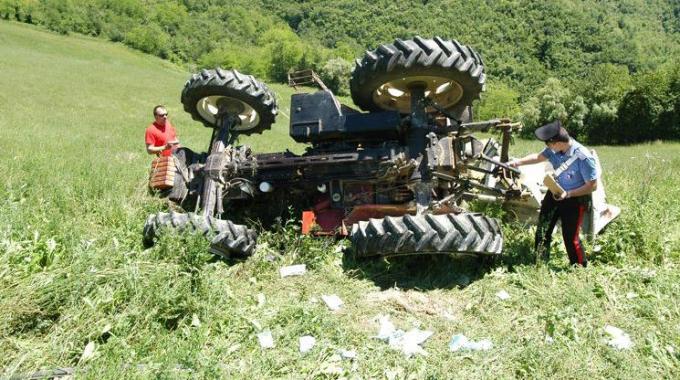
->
<box><xmin>1</xmin><ymin>21</ymin><xmax>679</xmax><ymax>379</ymax></box>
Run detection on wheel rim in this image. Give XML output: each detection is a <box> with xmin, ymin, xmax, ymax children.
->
<box><xmin>195</xmin><ymin>95</ymin><xmax>261</xmax><ymax>130</ymax></box>
<box><xmin>371</xmin><ymin>75</ymin><xmax>464</xmax><ymax>113</ymax></box>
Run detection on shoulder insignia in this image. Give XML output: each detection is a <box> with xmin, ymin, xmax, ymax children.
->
<box><xmin>574</xmin><ymin>148</ymin><xmax>592</xmax><ymax>160</ymax></box>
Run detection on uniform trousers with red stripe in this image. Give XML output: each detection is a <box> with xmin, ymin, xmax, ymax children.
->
<box><xmin>534</xmin><ymin>192</ymin><xmax>591</xmax><ymax>267</ymax></box>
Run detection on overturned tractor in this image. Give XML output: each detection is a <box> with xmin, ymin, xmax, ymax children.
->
<box><xmin>143</xmin><ymin>36</ymin><xmax>619</xmax><ymax>259</ymax></box>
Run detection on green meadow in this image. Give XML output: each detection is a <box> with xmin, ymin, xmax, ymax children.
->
<box><xmin>1</xmin><ymin>21</ymin><xmax>679</xmax><ymax>379</ymax></box>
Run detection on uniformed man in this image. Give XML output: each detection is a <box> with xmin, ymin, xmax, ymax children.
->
<box><xmin>509</xmin><ymin>120</ymin><xmax>598</xmax><ymax>267</ymax></box>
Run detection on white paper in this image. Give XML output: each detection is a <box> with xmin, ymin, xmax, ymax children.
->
<box><xmin>279</xmin><ymin>264</ymin><xmax>307</xmax><ymax>278</ymax></box>
<box><xmin>604</xmin><ymin>325</ymin><xmax>633</xmax><ymax>350</ymax></box>
<box><xmin>299</xmin><ymin>335</ymin><xmax>316</xmax><ymax>353</ymax></box>
<box><xmin>496</xmin><ymin>290</ymin><xmax>511</xmax><ymax>300</ymax></box>
<box><xmin>321</xmin><ymin>294</ymin><xmax>344</xmax><ymax>311</ymax></box>
<box><xmin>257</xmin><ymin>330</ymin><xmax>275</xmax><ymax>349</ymax></box>
<box><xmin>375</xmin><ymin>315</ymin><xmax>397</xmax><ymax>341</ymax></box>
<box><xmin>339</xmin><ymin>349</ymin><xmax>357</xmax><ymax>360</ymax></box>
<box><xmin>449</xmin><ymin>334</ymin><xmax>493</xmax><ymax>352</ymax></box>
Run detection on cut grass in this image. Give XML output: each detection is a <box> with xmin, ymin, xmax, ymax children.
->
<box><xmin>0</xmin><ymin>21</ymin><xmax>679</xmax><ymax>379</ymax></box>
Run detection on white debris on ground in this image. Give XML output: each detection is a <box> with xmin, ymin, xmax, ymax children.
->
<box><xmin>376</xmin><ymin>315</ymin><xmax>397</xmax><ymax>340</ymax></box>
<box><xmin>191</xmin><ymin>314</ymin><xmax>201</xmax><ymax>327</ymax></box>
<box><xmin>321</xmin><ymin>294</ymin><xmax>344</xmax><ymax>311</ymax></box>
<box><xmin>333</xmin><ymin>242</ymin><xmax>347</xmax><ymax>254</ymax></box>
<box><xmin>496</xmin><ymin>290</ymin><xmax>511</xmax><ymax>300</ymax></box>
<box><xmin>339</xmin><ymin>349</ymin><xmax>357</xmax><ymax>360</ymax></box>
<box><xmin>321</xmin><ymin>349</ymin><xmax>358</xmax><ymax>375</ymax></box>
<box><xmin>257</xmin><ymin>330</ymin><xmax>275</xmax><ymax>349</ymax></box>
<box><xmin>374</xmin><ymin>315</ymin><xmax>433</xmax><ymax>357</ymax></box>
<box><xmin>256</xmin><ymin>293</ymin><xmax>266</xmax><ymax>307</ymax></box>
<box><xmin>626</xmin><ymin>292</ymin><xmax>638</xmax><ymax>299</ymax></box>
<box><xmin>279</xmin><ymin>264</ymin><xmax>307</xmax><ymax>278</ymax></box>
<box><xmin>449</xmin><ymin>334</ymin><xmax>493</xmax><ymax>352</ymax></box>
<box><xmin>604</xmin><ymin>325</ymin><xmax>633</xmax><ymax>350</ymax></box>
<box><xmin>299</xmin><ymin>335</ymin><xmax>316</xmax><ymax>353</ymax></box>
<box><xmin>79</xmin><ymin>341</ymin><xmax>96</xmax><ymax>362</ymax></box>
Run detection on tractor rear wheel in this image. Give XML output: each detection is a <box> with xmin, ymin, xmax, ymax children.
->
<box><xmin>350</xmin><ymin>36</ymin><xmax>485</xmax><ymax>121</ymax></box>
<box><xmin>143</xmin><ymin>211</ymin><xmax>258</xmax><ymax>258</ymax></box>
<box><xmin>181</xmin><ymin>68</ymin><xmax>278</xmax><ymax>135</ymax></box>
<box><xmin>350</xmin><ymin>212</ymin><xmax>502</xmax><ymax>258</ymax></box>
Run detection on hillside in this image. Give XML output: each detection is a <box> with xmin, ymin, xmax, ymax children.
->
<box><xmin>1</xmin><ymin>21</ymin><xmax>679</xmax><ymax>379</ymax></box>
<box><xmin>3</xmin><ymin>0</ymin><xmax>679</xmax><ymax>144</ymax></box>
<box><xmin>4</xmin><ymin>0</ymin><xmax>679</xmax><ymax>89</ymax></box>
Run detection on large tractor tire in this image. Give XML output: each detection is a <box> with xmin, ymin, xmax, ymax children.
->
<box><xmin>143</xmin><ymin>211</ymin><xmax>258</xmax><ymax>258</ymax></box>
<box><xmin>350</xmin><ymin>213</ymin><xmax>502</xmax><ymax>258</ymax></box>
<box><xmin>350</xmin><ymin>36</ymin><xmax>485</xmax><ymax>120</ymax></box>
<box><xmin>181</xmin><ymin>68</ymin><xmax>278</xmax><ymax>135</ymax></box>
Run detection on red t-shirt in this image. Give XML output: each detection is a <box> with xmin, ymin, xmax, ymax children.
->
<box><xmin>145</xmin><ymin>121</ymin><xmax>177</xmax><ymax>157</ymax></box>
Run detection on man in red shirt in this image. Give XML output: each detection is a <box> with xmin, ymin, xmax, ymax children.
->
<box><xmin>145</xmin><ymin>105</ymin><xmax>180</xmax><ymax>156</ymax></box>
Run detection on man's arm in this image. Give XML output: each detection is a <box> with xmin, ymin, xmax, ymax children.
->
<box><xmin>146</xmin><ymin>142</ymin><xmax>173</xmax><ymax>155</ymax></box>
<box><xmin>508</xmin><ymin>152</ymin><xmax>548</xmax><ymax>167</ymax></box>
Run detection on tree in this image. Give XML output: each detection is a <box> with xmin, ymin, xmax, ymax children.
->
<box><xmin>475</xmin><ymin>81</ymin><xmax>521</xmax><ymax>121</ymax></box>
<box><xmin>520</xmin><ymin>78</ymin><xmax>588</xmax><ymax>138</ymax></box>
<box><xmin>261</xmin><ymin>27</ymin><xmax>305</xmax><ymax>82</ymax></box>
<box><xmin>124</xmin><ymin>24</ymin><xmax>171</xmax><ymax>58</ymax></box>
<box><xmin>616</xmin><ymin>89</ymin><xmax>656</xmax><ymax>143</ymax></box>
<box><xmin>320</xmin><ymin>58</ymin><xmax>353</xmax><ymax>96</ymax></box>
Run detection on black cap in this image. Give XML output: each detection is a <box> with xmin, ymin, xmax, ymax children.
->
<box><xmin>534</xmin><ymin>120</ymin><xmax>563</xmax><ymax>141</ymax></box>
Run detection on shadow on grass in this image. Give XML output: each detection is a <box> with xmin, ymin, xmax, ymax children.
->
<box><xmin>342</xmin><ymin>252</ymin><xmax>495</xmax><ymax>291</ymax></box>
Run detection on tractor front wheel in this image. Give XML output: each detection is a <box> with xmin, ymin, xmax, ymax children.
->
<box><xmin>143</xmin><ymin>211</ymin><xmax>258</xmax><ymax>258</ymax></box>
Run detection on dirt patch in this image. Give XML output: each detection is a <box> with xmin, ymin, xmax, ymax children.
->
<box><xmin>365</xmin><ymin>288</ymin><xmax>463</xmax><ymax>321</ymax></box>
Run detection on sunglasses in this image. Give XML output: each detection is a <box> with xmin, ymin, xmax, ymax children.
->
<box><xmin>156</xmin><ymin>113</ymin><xmax>168</xmax><ymax>117</ymax></box>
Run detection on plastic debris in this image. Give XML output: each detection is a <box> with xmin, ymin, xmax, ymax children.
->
<box><xmin>496</xmin><ymin>290</ymin><xmax>511</xmax><ymax>300</ymax></box>
<box><xmin>626</xmin><ymin>292</ymin><xmax>638</xmax><ymax>299</ymax></box>
<box><xmin>256</xmin><ymin>293</ymin><xmax>266</xmax><ymax>307</ymax></box>
<box><xmin>279</xmin><ymin>264</ymin><xmax>307</xmax><ymax>278</ymax></box>
<box><xmin>339</xmin><ymin>349</ymin><xmax>357</xmax><ymax>360</ymax></box>
<box><xmin>374</xmin><ymin>315</ymin><xmax>432</xmax><ymax>357</ymax></box>
<box><xmin>257</xmin><ymin>330</ymin><xmax>275</xmax><ymax>349</ymax></box>
<box><xmin>299</xmin><ymin>335</ymin><xmax>316</xmax><ymax>353</ymax></box>
<box><xmin>604</xmin><ymin>325</ymin><xmax>633</xmax><ymax>350</ymax></box>
<box><xmin>321</xmin><ymin>294</ymin><xmax>344</xmax><ymax>311</ymax></box>
<box><xmin>391</xmin><ymin>328</ymin><xmax>433</xmax><ymax>357</ymax></box>
<box><xmin>191</xmin><ymin>314</ymin><xmax>201</xmax><ymax>327</ymax></box>
<box><xmin>79</xmin><ymin>341</ymin><xmax>96</xmax><ymax>362</ymax></box>
<box><xmin>375</xmin><ymin>315</ymin><xmax>397</xmax><ymax>340</ymax></box>
<box><xmin>449</xmin><ymin>334</ymin><xmax>493</xmax><ymax>352</ymax></box>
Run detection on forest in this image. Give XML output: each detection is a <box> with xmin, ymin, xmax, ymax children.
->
<box><xmin>2</xmin><ymin>0</ymin><xmax>679</xmax><ymax>143</ymax></box>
